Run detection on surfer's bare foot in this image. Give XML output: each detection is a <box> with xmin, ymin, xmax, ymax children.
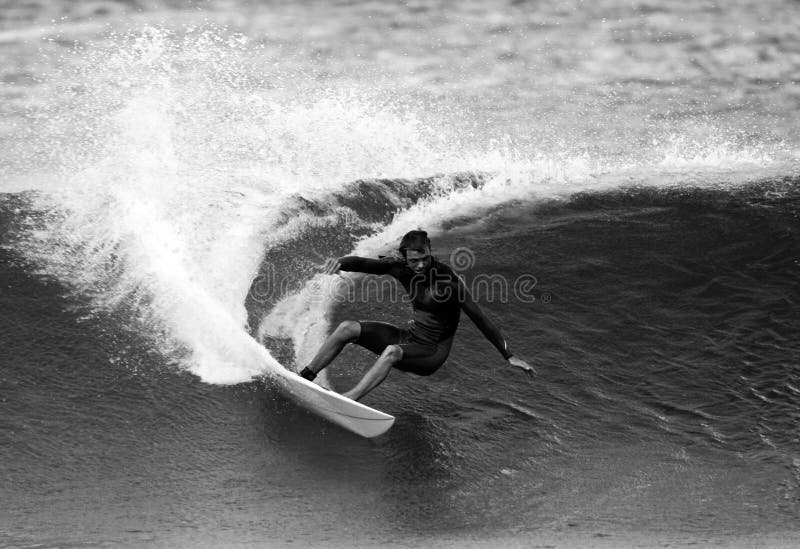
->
<box><xmin>299</xmin><ymin>367</ymin><xmax>317</xmax><ymax>381</ymax></box>
<box><xmin>342</xmin><ymin>390</ymin><xmax>360</xmax><ymax>401</ymax></box>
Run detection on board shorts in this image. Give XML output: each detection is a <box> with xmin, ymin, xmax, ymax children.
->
<box><xmin>354</xmin><ymin>321</ymin><xmax>453</xmax><ymax>376</ymax></box>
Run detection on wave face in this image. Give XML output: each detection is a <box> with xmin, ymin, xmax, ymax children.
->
<box><xmin>4</xmin><ymin>176</ymin><xmax>800</xmax><ymax>543</ymax></box>
<box><xmin>2</xmin><ymin>11</ymin><xmax>800</xmax><ymax>548</ymax></box>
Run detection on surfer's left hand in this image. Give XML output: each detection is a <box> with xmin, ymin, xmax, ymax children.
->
<box><xmin>508</xmin><ymin>356</ymin><xmax>535</xmax><ymax>376</ymax></box>
<box><xmin>324</xmin><ymin>258</ymin><xmax>342</xmax><ymax>275</ymax></box>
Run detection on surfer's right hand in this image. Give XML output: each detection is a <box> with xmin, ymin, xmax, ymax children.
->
<box><xmin>508</xmin><ymin>356</ymin><xmax>536</xmax><ymax>377</ymax></box>
<box><xmin>324</xmin><ymin>258</ymin><xmax>342</xmax><ymax>275</ymax></box>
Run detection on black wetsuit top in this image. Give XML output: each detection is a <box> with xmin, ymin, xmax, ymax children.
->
<box><xmin>338</xmin><ymin>255</ymin><xmax>512</xmax><ymax>362</ymax></box>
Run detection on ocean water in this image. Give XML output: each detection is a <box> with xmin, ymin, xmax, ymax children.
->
<box><xmin>1</xmin><ymin>1</ymin><xmax>800</xmax><ymax>547</ymax></box>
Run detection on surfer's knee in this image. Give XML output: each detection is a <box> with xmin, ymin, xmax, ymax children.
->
<box><xmin>335</xmin><ymin>320</ymin><xmax>361</xmax><ymax>342</ymax></box>
<box><xmin>382</xmin><ymin>344</ymin><xmax>403</xmax><ymax>363</ymax></box>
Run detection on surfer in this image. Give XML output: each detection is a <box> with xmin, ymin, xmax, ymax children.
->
<box><xmin>298</xmin><ymin>230</ymin><xmax>535</xmax><ymax>401</ymax></box>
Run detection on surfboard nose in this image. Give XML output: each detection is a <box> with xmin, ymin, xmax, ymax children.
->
<box><xmin>275</xmin><ymin>370</ymin><xmax>396</xmax><ymax>438</ymax></box>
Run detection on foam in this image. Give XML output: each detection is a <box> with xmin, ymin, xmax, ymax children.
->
<box><xmin>16</xmin><ymin>27</ymin><xmax>469</xmax><ymax>383</ymax></box>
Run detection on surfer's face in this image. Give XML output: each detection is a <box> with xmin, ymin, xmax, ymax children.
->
<box><xmin>405</xmin><ymin>248</ymin><xmax>432</xmax><ymax>274</ymax></box>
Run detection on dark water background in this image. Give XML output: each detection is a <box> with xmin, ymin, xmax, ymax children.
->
<box><xmin>3</xmin><ymin>177</ymin><xmax>800</xmax><ymax>547</ymax></box>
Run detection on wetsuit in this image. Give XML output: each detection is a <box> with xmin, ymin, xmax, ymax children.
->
<box><xmin>338</xmin><ymin>255</ymin><xmax>512</xmax><ymax>375</ymax></box>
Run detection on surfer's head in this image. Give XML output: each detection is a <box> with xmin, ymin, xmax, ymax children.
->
<box><xmin>399</xmin><ymin>230</ymin><xmax>432</xmax><ymax>274</ymax></box>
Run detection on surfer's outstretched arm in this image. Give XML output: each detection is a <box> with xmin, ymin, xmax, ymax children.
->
<box><xmin>458</xmin><ymin>279</ymin><xmax>535</xmax><ymax>375</ymax></box>
<box><xmin>326</xmin><ymin>255</ymin><xmax>398</xmax><ymax>276</ymax></box>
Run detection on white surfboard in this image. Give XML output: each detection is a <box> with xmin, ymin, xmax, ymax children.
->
<box><xmin>271</xmin><ymin>367</ymin><xmax>395</xmax><ymax>438</ymax></box>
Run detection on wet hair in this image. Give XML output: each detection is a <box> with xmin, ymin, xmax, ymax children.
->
<box><xmin>398</xmin><ymin>230</ymin><xmax>431</xmax><ymax>258</ymax></box>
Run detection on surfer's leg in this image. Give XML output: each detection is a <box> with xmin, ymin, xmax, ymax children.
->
<box><xmin>300</xmin><ymin>320</ymin><xmax>361</xmax><ymax>380</ymax></box>
<box><xmin>393</xmin><ymin>337</ymin><xmax>453</xmax><ymax>376</ymax></box>
<box><xmin>351</xmin><ymin>321</ymin><xmax>404</xmax><ymax>355</ymax></box>
<box><xmin>343</xmin><ymin>344</ymin><xmax>403</xmax><ymax>401</ymax></box>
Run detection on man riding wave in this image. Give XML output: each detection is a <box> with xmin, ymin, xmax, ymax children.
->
<box><xmin>299</xmin><ymin>230</ymin><xmax>535</xmax><ymax>400</ymax></box>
